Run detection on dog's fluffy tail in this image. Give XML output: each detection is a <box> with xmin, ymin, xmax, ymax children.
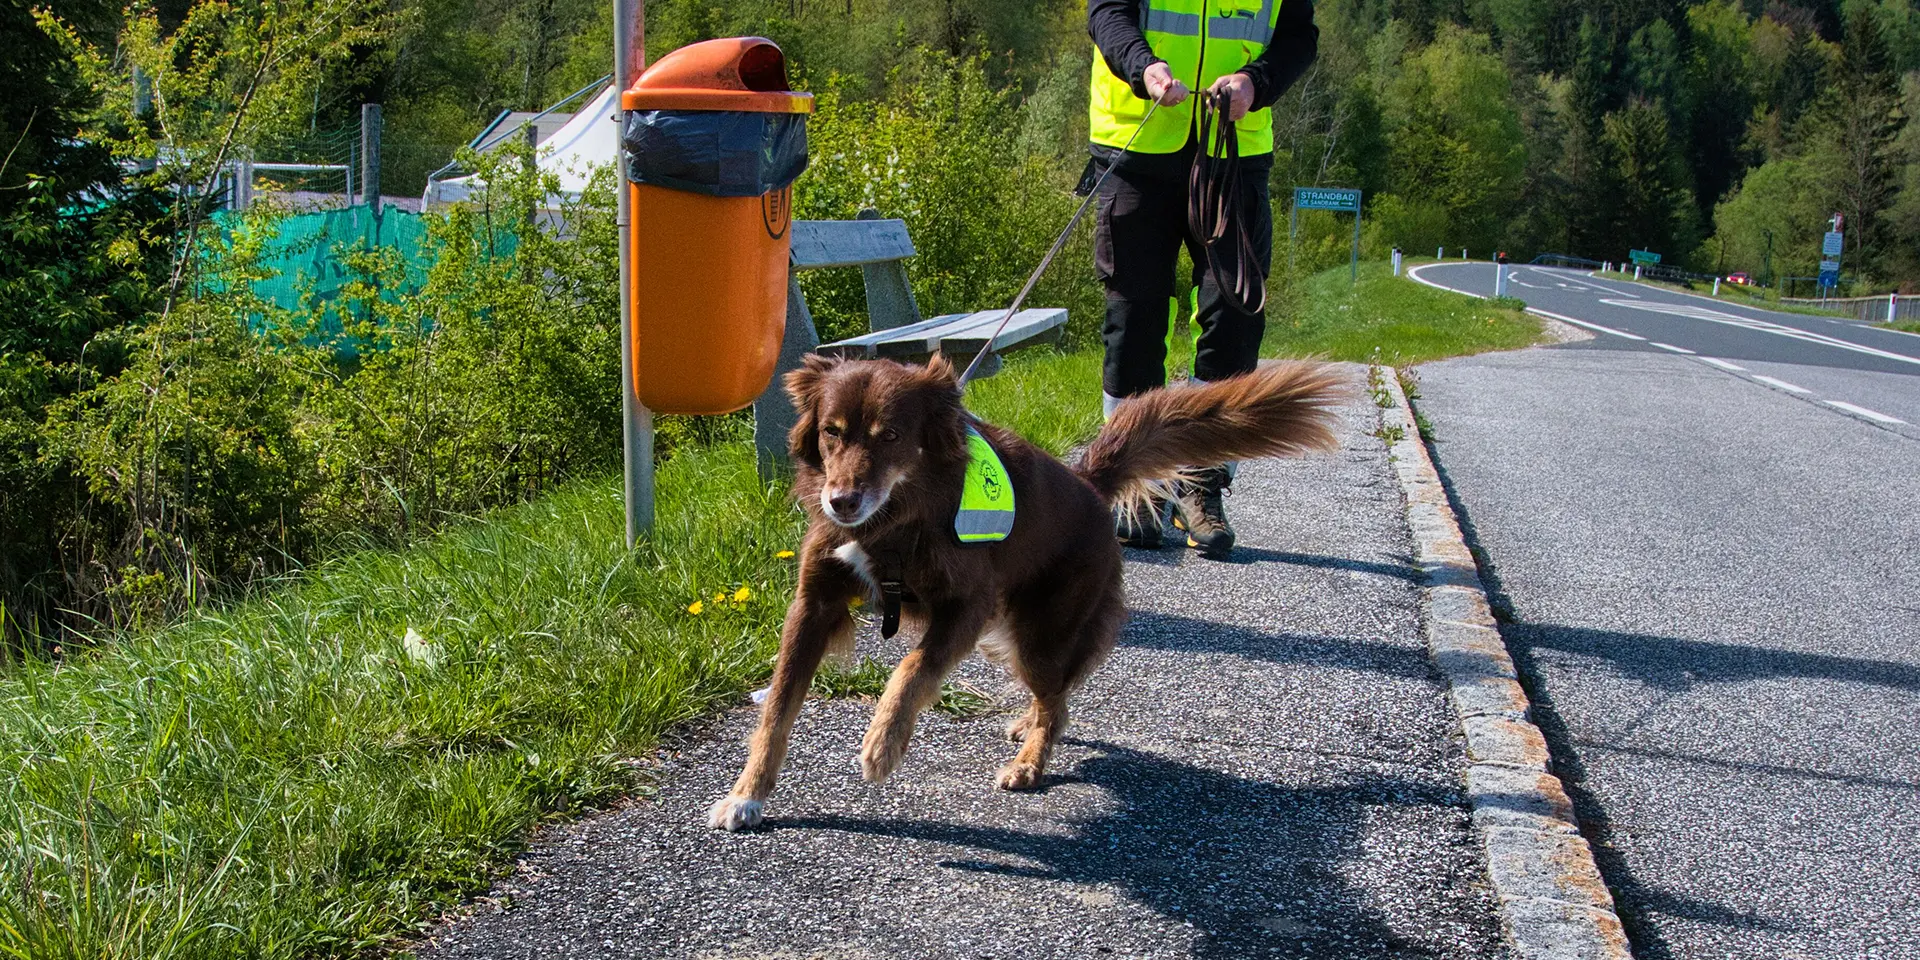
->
<box><xmin>1075</xmin><ymin>361</ymin><xmax>1348</xmax><ymax>505</ymax></box>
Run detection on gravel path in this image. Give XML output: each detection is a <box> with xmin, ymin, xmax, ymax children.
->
<box><xmin>416</xmin><ymin>368</ymin><xmax>1509</xmax><ymax>960</ymax></box>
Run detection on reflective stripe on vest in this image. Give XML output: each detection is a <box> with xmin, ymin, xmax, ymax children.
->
<box><xmin>955</xmin><ymin>425</ymin><xmax>1015</xmax><ymax>543</ymax></box>
<box><xmin>1089</xmin><ymin>0</ymin><xmax>1281</xmax><ymax>156</ymax></box>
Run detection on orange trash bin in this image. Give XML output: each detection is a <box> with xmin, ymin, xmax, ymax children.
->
<box><xmin>623</xmin><ymin>37</ymin><xmax>814</xmax><ymax>414</ymax></box>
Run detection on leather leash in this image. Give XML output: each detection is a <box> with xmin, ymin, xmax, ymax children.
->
<box><xmin>1188</xmin><ymin>89</ymin><xmax>1267</xmax><ymax>316</ymax></box>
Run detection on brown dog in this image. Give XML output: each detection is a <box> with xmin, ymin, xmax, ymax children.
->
<box><xmin>708</xmin><ymin>354</ymin><xmax>1346</xmax><ymax>831</ymax></box>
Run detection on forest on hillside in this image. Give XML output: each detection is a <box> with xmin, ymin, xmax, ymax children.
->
<box><xmin>279</xmin><ymin>0</ymin><xmax>1919</xmax><ymax>286</ymax></box>
<box><xmin>2</xmin><ymin>0</ymin><xmax>1915</xmax><ymax>645</ymax></box>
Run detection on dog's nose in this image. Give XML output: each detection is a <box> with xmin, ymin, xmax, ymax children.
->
<box><xmin>827</xmin><ymin>490</ymin><xmax>863</xmax><ymax>519</ymax></box>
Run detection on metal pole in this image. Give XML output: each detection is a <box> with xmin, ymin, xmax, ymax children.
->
<box><xmin>615</xmin><ymin>0</ymin><xmax>653</xmax><ymax>545</ymax></box>
<box><xmin>361</xmin><ymin>103</ymin><xmax>382</xmax><ymax>217</ymax></box>
<box><xmin>1350</xmin><ymin>207</ymin><xmax>1360</xmax><ymax>284</ymax></box>
<box><xmin>1288</xmin><ymin>204</ymin><xmax>1297</xmax><ymax>274</ymax></box>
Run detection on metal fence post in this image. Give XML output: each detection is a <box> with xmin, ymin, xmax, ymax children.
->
<box><xmin>360</xmin><ymin>103</ymin><xmax>381</xmax><ymax>218</ymax></box>
<box><xmin>615</xmin><ymin>0</ymin><xmax>653</xmax><ymax>545</ymax></box>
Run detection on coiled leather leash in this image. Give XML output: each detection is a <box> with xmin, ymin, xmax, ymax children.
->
<box><xmin>1188</xmin><ymin>90</ymin><xmax>1267</xmax><ymax>317</ymax></box>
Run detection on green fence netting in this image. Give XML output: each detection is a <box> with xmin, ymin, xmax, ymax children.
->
<box><xmin>224</xmin><ymin>203</ymin><xmax>430</xmax><ymax>312</ymax></box>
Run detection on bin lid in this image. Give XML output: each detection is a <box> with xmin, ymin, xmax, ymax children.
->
<box><xmin>623</xmin><ymin>38</ymin><xmax>814</xmax><ymax>114</ymax></box>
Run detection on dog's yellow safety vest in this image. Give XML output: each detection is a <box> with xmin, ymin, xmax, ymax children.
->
<box><xmin>1088</xmin><ymin>0</ymin><xmax>1283</xmax><ymax>157</ymax></box>
<box><xmin>956</xmin><ymin>425</ymin><xmax>1015</xmax><ymax>543</ymax></box>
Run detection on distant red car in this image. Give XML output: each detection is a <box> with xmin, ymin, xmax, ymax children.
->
<box><xmin>1726</xmin><ymin>272</ymin><xmax>1752</xmax><ymax>286</ymax></box>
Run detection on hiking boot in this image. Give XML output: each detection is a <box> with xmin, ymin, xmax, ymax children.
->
<box><xmin>1114</xmin><ymin>498</ymin><xmax>1165</xmax><ymax>549</ymax></box>
<box><xmin>1171</xmin><ymin>466</ymin><xmax>1236</xmax><ymax>559</ymax></box>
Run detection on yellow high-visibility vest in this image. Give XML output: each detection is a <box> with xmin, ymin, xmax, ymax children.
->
<box><xmin>1089</xmin><ymin>0</ymin><xmax>1283</xmax><ymax>156</ymax></box>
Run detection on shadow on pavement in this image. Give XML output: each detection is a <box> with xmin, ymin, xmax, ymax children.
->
<box><xmin>1121</xmin><ymin>609</ymin><xmax>1433</xmax><ymax>680</ymax></box>
<box><xmin>1510</xmin><ymin>623</ymin><xmax>1920</xmax><ymax>694</ymax></box>
<box><xmin>1217</xmin><ymin>548</ymin><xmax>1423</xmax><ymax>581</ymax></box>
<box><xmin>783</xmin><ymin>741</ymin><xmax>1467</xmax><ymax>959</ymax></box>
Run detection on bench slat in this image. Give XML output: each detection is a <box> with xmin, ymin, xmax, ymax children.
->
<box><xmin>937</xmin><ymin>308</ymin><xmax>1069</xmax><ymax>356</ymax></box>
<box><xmin>817</xmin><ymin>308</ymin><xmax>1069</xmax><ymax>363</ymax></box>
<box><xmin>789</xmin><ymin>219</ymin><xmax>916</xmax><ymax>270</ymax></box>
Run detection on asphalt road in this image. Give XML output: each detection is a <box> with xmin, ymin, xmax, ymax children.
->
<box><xmin>415</xmin><ymin>367</ymin><xmax>1512</xmax><ymax>960</ymax></box>
<box><xmin>1413</xmin><ymin>261</ymin><xmax>1920</xmax><ymax>433</ymax></box>
<box><xmin>1407</xmin><ymin>267</ymin><xmax>1920</xmax><ymax>959</ymax></box>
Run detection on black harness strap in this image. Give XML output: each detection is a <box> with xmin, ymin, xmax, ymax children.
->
<box><xmin>872</xmin><ymin>540</ymin><xmax>918</xmax><ymax>640</ymax></box>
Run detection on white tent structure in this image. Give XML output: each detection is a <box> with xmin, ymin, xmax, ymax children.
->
<box><xmin>422</xmin><ymin>83</ymin><xmax>620</xmax><ymax>209</ymax></box>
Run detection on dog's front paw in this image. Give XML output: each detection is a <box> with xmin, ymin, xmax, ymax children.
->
<box><xmin>859</xmin><ymin>732</ymin><xmax>904</xmax><ymax>783</ymax></box>
<box><xmin>996</xmin><ymin>761</ymin><xmax>1043</xmax><ymax>791</ymax></box>
<box><xmin>707</xmin><ymin>794</ymin><xmax>765</xmax><ymax>831</ymax></box>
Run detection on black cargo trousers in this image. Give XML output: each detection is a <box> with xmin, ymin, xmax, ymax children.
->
<box><xmin>1092</xmin><ymin>148</ymin><xmax>1274</xmax><ymax>403</ymax></box>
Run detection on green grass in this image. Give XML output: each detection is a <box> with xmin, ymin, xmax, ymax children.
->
<box><xmin>1263</xmin><ymin>260</ymin><xmax>1545</xmax><ymax>365</ymax></box>
<box><xmin>0</xmin><ymin>260</ymin><xmax>1540</xmax><ymax>958</ymax></box>
<box><xmin>0</xmin><ymin>445</ymin><xmax>806</xmax><ymax>959</ymax></box>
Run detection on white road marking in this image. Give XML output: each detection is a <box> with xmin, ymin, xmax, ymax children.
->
<box><xmin>1651</xmin><ymin>342</ymin><xmax>1696</xmax><ymax>354</ymax></box>
<box><xmin>1598</xmin><ymin>299</ymin><xmax>1920</xmax><ymax>368</ymax></box>
<box><xmin>1750</xmin><ymin>375</ymin><xmax>1812</xmax><ymax>394</ymax></box>
<box><xmin>1580</xmin><ymin>274</ymin><xmax>1642</xmax><ymax>297</ymax></box>
<box><xmin>1823</xmin><ymin>401</ymin><xmax>1908</xmax><ymax>424</ymax></box>
<box><xmin>1701</xmin><ymin>358</ymin><xmax>1746</xmax><ymax>371</ymax></box>
<box><xmin>1863</xmin><ymin>323</ymin><xmax>1920</xmax><ymax>340</ymax></box>
<box><xmin>1527</xmin><ymin>307</ymin><xmax>1646</xmax><ymax>341</ymax></box>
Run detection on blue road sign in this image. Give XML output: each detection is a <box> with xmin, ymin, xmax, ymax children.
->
<box><xmin>1823</xmin><ymin>231</ymin><xmax>1844</xmax><ymax>256</ymax></box>
<box><xmin>1293</xmin><ymin>187</ymin><xmax>1361</xmax><ymax>212</ymax></box>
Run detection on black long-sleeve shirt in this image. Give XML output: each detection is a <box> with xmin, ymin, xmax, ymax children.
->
<box><xmin>1088</xmin><ymin>0</ymin><xmax>1318</xmax><ymax>110</ymax></box>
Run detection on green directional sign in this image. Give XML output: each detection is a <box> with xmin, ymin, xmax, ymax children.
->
<box><xmin>1288</xmin><ymin>186</ymin><xmax>1364</xmax><ymax>283</ymax></box>
<box><xmin>1294</xmin><ymin>187</ymin><xmax>1361</xmax><ymax>212</ymax></box>
<box><xmin>1629</xmin><ymin>249</ymin><xmax>1662</xmax><ymax>265</ymax></box>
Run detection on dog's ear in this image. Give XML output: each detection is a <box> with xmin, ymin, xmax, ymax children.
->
<box><xmin>910</xmin><ymin>353</ymin><xmax>968</xmax><ymax>464</ymax></box>
<box><xmin>785</xmin><ymin>355</ymin><xmax>837</xmax><ymax>469</ymax></box>
<box><xmin>784</xmin><ymin>353</ymin><xmax>839</xmax><ymax>405</ymax></box>
<box><xmin>920</xmin><ymin>352</ymin><xmax>961</xmax><ymax>393</ymax></box>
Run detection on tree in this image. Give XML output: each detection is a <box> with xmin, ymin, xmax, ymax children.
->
<box><xmin>1600</xmin><ymin>97</ymin><xmax>1700</xmax><ymax>259</ymax></box>
<box><xmin>1805</xmin><ymin>2</ymin><xmax>1905</xmax><ymax>278</ymax></box>
<box><xmin>1379</xmin><ymin>25</ymin><xmax>1527</xmax><ymax>253</ymax></box>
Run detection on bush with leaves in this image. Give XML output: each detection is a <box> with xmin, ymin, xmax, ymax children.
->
<box><xmin>795</xmin><ymin>53</ymin><xmax>1104</xmax><ymax>345</ymax></box>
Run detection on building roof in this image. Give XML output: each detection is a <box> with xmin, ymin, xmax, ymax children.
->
<box><xmin>469</xmin><ymin>110</ymin><xmax>577</xmax><ymax>153</ymax></box>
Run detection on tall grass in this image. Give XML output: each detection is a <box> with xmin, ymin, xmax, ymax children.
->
<box><xmin>0</xmin><ymin>445</ymin><xmax>800</xmax><ymax>959</ymax></box>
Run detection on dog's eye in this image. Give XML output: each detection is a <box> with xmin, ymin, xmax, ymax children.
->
<box><xmin>879</xmin><ymin>428</ymin><xmax>900</xmax><ymax>443</ymax></box>
<box><xmin>822</xmin><ymin>424</ymin><xmax>843</xmax><ymax>439</ymax></box>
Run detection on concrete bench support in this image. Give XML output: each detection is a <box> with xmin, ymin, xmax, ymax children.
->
<box><xmin>752</xmin><ymin>210</ymin><xmax>1069</xmax><ymax>478</ymax></box>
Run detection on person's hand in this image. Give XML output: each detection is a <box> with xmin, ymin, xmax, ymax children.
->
<box><xmin>1142</xmin><ymin>62</ymin><xmax>1189</xmax><ymax>106</ymax></box>
<box><xmin>1207</xmin><ymin>72</ymin><xmax>1254</xmax><ymax>121</ymax></box>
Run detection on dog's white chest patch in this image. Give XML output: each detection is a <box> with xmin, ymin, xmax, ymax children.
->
<box><xmin>832</xmin><ymin>541</ymin><xmax>879</xmax><ymax>593</ymax></box>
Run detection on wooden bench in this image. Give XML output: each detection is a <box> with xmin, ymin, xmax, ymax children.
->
<box><xmin>752</xmin><ymin>210</ymin><xmax>1069</xmax><ymax>475</ymax></box>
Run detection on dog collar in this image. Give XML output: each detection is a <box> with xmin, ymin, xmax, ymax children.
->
<box><xmin>956</xmin><ymin>424</ymin><xmax>1015</xmax><ymax>544</ymax></box>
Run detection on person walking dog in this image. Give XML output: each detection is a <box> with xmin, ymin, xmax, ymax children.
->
<box><xmin>1087</xmin><ymin>0</ymin><xmax>1318</xmax><ymax>557</ymax></box>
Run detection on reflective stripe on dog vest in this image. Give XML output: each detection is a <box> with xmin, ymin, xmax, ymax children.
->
<box><xmin>956</xmin><ymin>425</ymin><xmax>1015</xmax><ymax>543</ymax></box>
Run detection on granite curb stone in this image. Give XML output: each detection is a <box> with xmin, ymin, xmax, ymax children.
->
<box><xmin>1377</xmin><ymin>366</ymin><xmax>1633</xmax><ymax>960</ymax></box>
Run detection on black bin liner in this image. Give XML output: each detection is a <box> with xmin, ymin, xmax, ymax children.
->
<box><xmin>624</xmin><ymin>110</ymin><xmax>809</xmax><ymax>198</ymax></box>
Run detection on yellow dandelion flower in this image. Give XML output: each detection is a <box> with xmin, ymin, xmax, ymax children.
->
<box><xmin>776</xmin><ymin>550</ymin><xmax>796</xmax><ymax>559</ymax></box>
<box><xmin>686</xmin><ymin>600</ymin><xmax>705</xmax><ymax>615</ymax></box>
<box><xmin>713</xmin><ymin>591</ymin><xmax>726</xmax><ymax>603</ymax></box>
<box><xmin>733</xmin><ymin>586</ymin><xmax>752</xmax><ymax>603</ymax></box>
